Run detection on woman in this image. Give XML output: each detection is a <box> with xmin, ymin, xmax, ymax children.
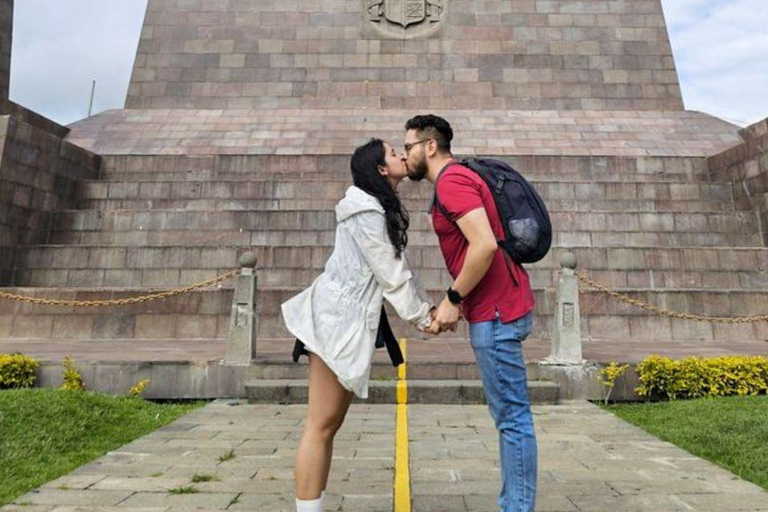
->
<box><xmin>281</xmin><ymin>139</ymin><xmax>436</xmax><ymax>512</ymax></box>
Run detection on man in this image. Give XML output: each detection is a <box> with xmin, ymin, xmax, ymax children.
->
<box><xmin>404</xmin><ymin>114</ymin><xmax>537</xmax><ymax>512</ymax></box>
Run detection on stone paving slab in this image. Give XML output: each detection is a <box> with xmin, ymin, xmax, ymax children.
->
<box><xmin>409</xmin><ymin>401</ymin><xmax>768</xmax><ymax>511</ymax></box>
<box><xmin>5</xmin><ymin>400</ymin><xmax>768</xmax><ymax>512</ymax></box>
<box><xmin>4</xmin><ymin>401</ymin><xmax>392</xmax><ymax>512</ymax></box>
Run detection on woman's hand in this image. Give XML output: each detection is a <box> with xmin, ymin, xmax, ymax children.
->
<box><xmin>419</xmin><ymin>306</ymin><xmax>439</xmax><ymax>334</ymax></box>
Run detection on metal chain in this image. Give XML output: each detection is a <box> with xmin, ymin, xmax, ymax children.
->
<box><xmin>576</xmin><ymin>271</ymin><xmax>768</xmax><ymax>324</ymax></box>
<box><xmin>0</xmin><ymin>269</ymin><xmax>240</xmax><ymax>308</ymax></box>
<box><xmin>6</xmin><ymin>266</ymin><xmax>763</xmax><ymax>322</ymax></box>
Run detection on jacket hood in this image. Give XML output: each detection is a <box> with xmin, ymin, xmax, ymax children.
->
<box><xmin>335</xmin><ymin>186</ymin><xmax>385</xmax><ymax>222</ymax></box>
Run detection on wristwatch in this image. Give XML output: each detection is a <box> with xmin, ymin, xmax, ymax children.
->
<box><xmin>447</xmin><ymin>287</ymin><xmax>464</xmax><ymax>305</ymax></box>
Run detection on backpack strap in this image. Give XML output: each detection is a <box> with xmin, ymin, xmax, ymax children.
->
<box><xmin>430</xmin><ymin>160</ymin><xmax>459</xmax><ymax>222</ymax></box>
<box><xmin>375</xmin><ymin>306</ymin><xmax>403</xmax><ymax>367</ymax></box>
<box><xmin>432</xmin><ymin>158</ymin><xmax>506</xmax><ymax>250</ymax></box>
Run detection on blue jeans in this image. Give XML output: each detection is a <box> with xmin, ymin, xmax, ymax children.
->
<box><xmin>469</xmin><ymin>311</ymin><xmax>536</xmax><ymax>512</ymax></box>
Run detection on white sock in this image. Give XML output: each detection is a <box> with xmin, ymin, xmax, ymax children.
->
<box><xmin>296</xmin><ymin>494</ymin><xmax>325</xmax><ymax>512</ymax></box>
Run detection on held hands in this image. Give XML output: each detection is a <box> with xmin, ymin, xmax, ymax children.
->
<box><xmin>426</xmin><ymin>297</ymin><xmax>462</xmax><ymax>335</ymax></box>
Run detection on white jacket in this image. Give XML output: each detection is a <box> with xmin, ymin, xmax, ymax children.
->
<box><xmin>281</xmin><ymin>186</ymin><xmax>433</xmax><ymax>398</ymax></box>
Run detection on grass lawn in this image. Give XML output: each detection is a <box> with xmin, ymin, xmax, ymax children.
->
<box><xmin>0</xmin><ymin>388</ymin><xmax>207</xmax><ymax>506</ymax></box>
<box><xmin>605</xmin><ymin>395</ymin><xmax>768</xmax><ymax>491</ymax></box>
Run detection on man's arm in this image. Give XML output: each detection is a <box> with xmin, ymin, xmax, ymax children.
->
<box><xmin>431</xmin><ymin>206</ymin><xmax>497</xmax><ymax>332</ymax></box>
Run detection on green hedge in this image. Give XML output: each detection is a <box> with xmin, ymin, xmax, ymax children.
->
<box><xmin>636</xmin><ymin>355</ymin><xmax>768</xmax><ymax>400</ymax></box>
<box><xmin>0</xmin><ymin>354</ymin><xmax>39</xmax><ymax>389</ymax></box>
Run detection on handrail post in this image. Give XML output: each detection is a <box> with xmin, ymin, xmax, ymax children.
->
<box><xmin>223</xmin><ymin>252</ymin><xmax>258</xmax><ymax>365</ymax></box>
<box><xmin>547</xmin><ymin>252</ymin><xmax>583</xmax><ymax>364</ymax></box>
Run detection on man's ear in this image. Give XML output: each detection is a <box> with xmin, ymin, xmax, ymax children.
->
<box><xmin>426</xmin><ymin>140</ymin><xmax>438</xmax><ymax>158</ymax></box>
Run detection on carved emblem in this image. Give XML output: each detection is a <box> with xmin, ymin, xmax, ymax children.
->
<box><xmin>388</xmin><ymin>0</ymin><xmax>425</xmax><ymax>27</ymax></box>
<box><xmin>426</xmin><ymin>0</ymin><xmax>443</xmax><ymax>22</ymax></box>
<box><xmin>366</xmin><ymin>0</ymin><xmax>383</xmax><ymax>21</ymax></box>
<box><xmin>563</xmin><ymin>303</ymin><xmax>574</xmax><ymax>327</ymax></box>
<box><xmin>366</xmin><ymin>0</ymin><xmax>443</xmax><ymax>31</ymax></box>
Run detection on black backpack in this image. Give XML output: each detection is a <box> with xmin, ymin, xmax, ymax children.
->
<box><xmin>433</xmin><ymin>158</ymin><xmax>552</xmax><ymax>264</ymax></box>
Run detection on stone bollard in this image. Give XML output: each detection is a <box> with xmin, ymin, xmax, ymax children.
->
<box><xmin>546</xmin><ymin>252</ymin><xmax>583</xmax><ymax>365</ymax></box>
<box><xmin>223</xmin><ymin>252</ymin><xmax>258</xmax><ymax>366</ymax></box>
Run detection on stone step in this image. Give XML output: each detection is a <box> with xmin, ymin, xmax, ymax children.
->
<box><xmin>75</xmin><ymin>197</ymin><xmax>735</xmax><ymax>214</ymax></box>
<box><xmin>47</xmin><ymin>227</ymin><xmax>761</xmax><ymax>248</ymax></box>
<box><xmin>22</xmin><ymin>356</ymin><xmax>607</xmax><ymax>401</ymax></box>
<box><xmin>10</xmin><ymin>245</ymin><xmax>768</xmax><ymax>291</ymax></box>
<box><xmin>99</xmin><ymin>154</ymin><xmax>711</xmax><ymax>183</ymax></box>
<box><xmin>14</xmin><ymin>266</ymin><xmax>768</xmax><ymax>291</ymax></box>
<box><xmin>49</xmin><ymin>208</ymin><xmax>760</xmax><ymax>237</ymax></box>
<box><xmin>76</xmin><ymin>178</ymin><xmax>733</xmax><ymax>206</ymax></box>
<box><xmin>99</xmin><ymin>170</ymin><xmax>716</xmax><ymax>183</ymax></box>
<box><xmin>247</xmin><ymin>360</ymin><xmax>488</xmax><ymax>381</ymax></box>
<box><xmin>2</xmin><ymin>287</ymin><xmax>767</xmax><ymax>343</ymax></box>
<box><xmin>244</xmin><ymin>379</ymin><xmax>560</xmax><ymax>405</ymax></box>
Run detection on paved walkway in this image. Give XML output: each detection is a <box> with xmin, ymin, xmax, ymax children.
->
<box><xmin>4</xmin><ymin>400</ymin><xmax>768</xmax><ymax>512</ymax></box>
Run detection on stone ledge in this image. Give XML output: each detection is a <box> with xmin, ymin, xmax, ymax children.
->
<box><xmin>67</xmin><ymin>108</ymin><xmax>741</xmax><ymax>157</ymax></box>
<box><xmin>244</xmin><ymin>379</ymin><xmax>560</xmax><ymax>405</ymax></box>
<box><xmin>0</xmin><ymin>98</ymin><xmax>70</xmax><ymax>138</ymax></box>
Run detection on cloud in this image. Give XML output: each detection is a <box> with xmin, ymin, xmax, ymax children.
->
<box><xmin>9</xmin><ymin>0</ymin><xmax>147</xmax><ymax>125</ymax></box>
<box><xmin>661</xmin><ymin>0</ymin><xmax>768</xmax><ymax>125</ymax></box>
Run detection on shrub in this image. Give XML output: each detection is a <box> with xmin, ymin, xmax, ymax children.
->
<box><xmin>129</xmin><ymin>379</ymin><xmax>150</xmax><ymax>398</ymax></box>
<box><xmin>0</xmin><ymin>353</ymin><xmax>39</xmax><ymax>389</ymax></box>
<box><xmin>636</xmin><ymin>355</ymin><xmax>768</xmax><ymax>400</ymax></box>
<box><xmin>598</xmin><ymin>361</ymin><xmax>630</xmax><ymax>405</ymax></box>
<box><xmin>61</xmin><ymin>356</ymin><xmax>85</xmax><ymax>391</ymax></box>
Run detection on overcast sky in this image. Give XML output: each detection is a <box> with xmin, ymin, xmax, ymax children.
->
<box><xmin>8</xmin><ymin>0</ymin><xmax>768</xmax><ymax>127</ymax></box>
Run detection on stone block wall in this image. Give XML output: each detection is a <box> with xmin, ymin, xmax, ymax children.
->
<box><xmin>0</xmin><ymin>98</ymin><xmax>71</xmax><ymax>138</ymax></box>
<box><xmin>0</xmin><ymin>0</ymin><xmax>11</xmax><ymax>100</ymax></box>
<box><xmin>0</xmin><ymin>115</ymin><xmax>100</xmax><ymax>284</ymax></box>
<box><xmin>0</xmin><ymin>99</ymin><xmax>69</xmax><ymax>138</ymax></box>
<box><xmin>709</xmin><ymin>117</ymin><xmax>768</xmax><ymax>245</ymax></box>
<box><xmin>127</xmin><ymin>0</ymin><xmax>683</xmax><ymax>111</ymax></box>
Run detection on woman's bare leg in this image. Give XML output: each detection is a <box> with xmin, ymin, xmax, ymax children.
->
<box><xmin>295</xmin><ymin>354</ymin><xmax>354</xmax><ymax>500</ymax></box>
<box><xmin>318</xmin><ymin>390</ymin><xmax>354</xmax><ymax>493</ymax></box>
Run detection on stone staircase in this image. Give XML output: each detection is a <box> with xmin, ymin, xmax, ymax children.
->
<box><xmin>3</xmin><ymin>151</ymin><xmax>767</xmax><ymax>353</ymax></box>
<box><xmin>244</xmin><ymin>379</ymin><xmax>560</xmax><ymax>405</ymax></box>
<box><xmin>4</xmin><ymin>0</ymin><xmax>767</xmax><ymax>404</ymax></box>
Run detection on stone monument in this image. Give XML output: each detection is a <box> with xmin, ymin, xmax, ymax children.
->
<box><xmin>124</xmin><ymin>0</ymin><xmax>683</xmax><ymax>111</ymax></box>
<box><xmin>0</xmin><ymin>0</ymin><xmax>766</xmax><ymax>399</ymax></box>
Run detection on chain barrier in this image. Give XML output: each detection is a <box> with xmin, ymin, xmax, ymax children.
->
<box><xmin>576</xmin><ymin>271</ymin><xmax>768</xmax><ymax>324</ymax></box>
<box><xmin>0</xmin><ymin>269</ymin><xmax>239</xmax><ymax>308</ymax></box>
<box><xmin>3</xmin><ymin>265</ymin><xmax>764</xmax><ymax>323</ymax></box>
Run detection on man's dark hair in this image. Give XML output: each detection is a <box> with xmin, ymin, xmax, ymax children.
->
<box><xmin>405</xmin><ymin>114</ymin><xmax>453</xmax><ymax>154</ymax></box>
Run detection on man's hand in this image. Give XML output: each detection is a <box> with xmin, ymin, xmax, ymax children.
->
<box><xmin>433</xmin><ymin>296</ymin><xmax>461</xmax><ymax>333</ymax></box>
<box><xmin>426</xmin><ymin>306</ymin><xmax>442</xmax><ymax>335</ymax></box>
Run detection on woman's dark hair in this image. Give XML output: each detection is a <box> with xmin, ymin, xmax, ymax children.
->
<box><xmin>350</xmin><ymin>138</ymin><xmax>410</xmax><ymax>258</ymax></box>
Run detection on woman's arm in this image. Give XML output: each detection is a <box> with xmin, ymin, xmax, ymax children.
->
<box><xmin>353</xmin><ymin>211</ymin><xmax>433</xmax><ymax>330</ymax></box>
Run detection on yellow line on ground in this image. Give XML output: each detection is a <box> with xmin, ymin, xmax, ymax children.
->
<box><xmin>394</xmin><ymin>337</ymin><xmax>411</xmax><ymax>512</ymax></box>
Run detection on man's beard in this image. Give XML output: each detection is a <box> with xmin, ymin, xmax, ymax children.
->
<box><xmin>407</xmin><ymin>157</ymin><xmax>428</xmax><ymax>182</ymax></box>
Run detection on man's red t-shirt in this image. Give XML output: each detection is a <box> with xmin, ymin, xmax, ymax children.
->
<box><xmin>432</xmin><ymin>161</ymin><xmax>535</xmax><ymax>324</ymax></box>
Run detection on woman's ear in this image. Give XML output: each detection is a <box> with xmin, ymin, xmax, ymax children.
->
<box><xmin>377</xmin><ymin>165</ymin><xmax>388</xmax><ymax>177</ymax></box>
